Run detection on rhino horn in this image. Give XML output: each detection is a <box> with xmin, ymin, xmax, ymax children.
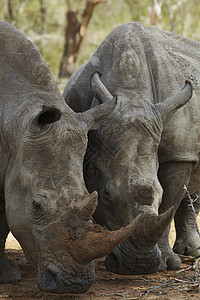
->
<box><xmin>133</xmin><ymin>206</ymin><xmax>174</xmax><ymax>247</ymax></box>
<box><xmin>71</xmin><ymin>191</ymin><xmax>98</xmax><ymax>221</ymax></box>
<box><xmin>71</xmin><ymin>214</ymin><xmax>142</xmax><ymax>263</ymax></box>
<box><xmin>155</xmin><ymin>80</ymin><xmax>193</xmax><ymax>120</ymax></box>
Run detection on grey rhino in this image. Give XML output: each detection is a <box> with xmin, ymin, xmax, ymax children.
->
<box><xmin>0</xmin><ymin>21</ymin><xmax>141</xmax><ymax>293</ymax></box>
<box><xmin>63</xmin><ymin>22</ymin><xmax>200</xmax><ymax>275</ymax></box>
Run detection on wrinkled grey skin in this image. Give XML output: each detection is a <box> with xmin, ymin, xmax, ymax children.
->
<box><xmin>0</xmin><ymin>22</ymin><xmax>138</xmax><ymax>294</ymax></box>
<box><xmin>63</xmin><ymin>22</ymin><xmax>200</xmax><ymax>275</ymax></box>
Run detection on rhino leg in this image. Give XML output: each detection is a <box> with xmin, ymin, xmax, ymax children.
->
<box><xmin>157</xmin><ymin>161</ymin><xmax>193</xmax><ymax>271</ymax></box>
<box><xmin>157</xmin><ymin>223</ymin><xmax>181</xmax><ymax>271</ymax></box>
<box><xmin>0</xmin><ymin>212</ymin><xmax>21</xmax><ymax>283</ymax></box>
<box><xmin>173</xmin><ymin>192</ymin><xmax>200</xmax><ymax>258</ymax></box>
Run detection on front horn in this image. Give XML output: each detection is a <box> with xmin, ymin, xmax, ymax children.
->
<box><xmin>69</xmin><ymin>214</ymin><xmax>143</xmax><ymax>263</ymax></box>
<box><xmin>133</xmin><ymin>206</ymin><xmax>174</xmax><ymax>247</ymax></box>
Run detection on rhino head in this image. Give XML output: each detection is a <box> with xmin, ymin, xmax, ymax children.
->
<box><xmin>0</xmin><ymin>22</ymin><xmax>141</xmax><ymax>293</ymax></box>
<box><xmin>84</xmin><ymin>72</ymin><xmax>193</xmax><ymax>275</ymax></box>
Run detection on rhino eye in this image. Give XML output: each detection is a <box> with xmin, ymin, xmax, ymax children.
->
<box><xmin>32</xmin><ymin>200</ymin><xmax>44</xmax><ymax>218</ymax></box>
<box><xmin>104</xmin><ymin>186</ymin><xmax>111</xmax><ymax>199</ymax></box>
<box><xmin>102</xmin><ymin>182</ymin><xmax>117</xmax><ymax>206</ymax></box>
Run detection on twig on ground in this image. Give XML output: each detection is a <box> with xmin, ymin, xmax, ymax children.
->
<box><xmin>136</xmin><ymin>276</ymin><xmax>165</xmax><ymax>283</ymax></box>
<box><xmin>176</xmin><ymin>265</ymin><xmax>193</xmax><ymax>273</ymax></box>
<box><xmin>138</xmin><ymin>279</ymin><xmax>174</xmax><ymax>296</ymax></box>
<box><xmin>183</xmin><ymin>185</ymin><xmax>200</xmax><ymax>236</ymax></box>
<box><xmin>121</xmin><ymin>298</ymin><xmax>139</xmax><ymax>300</ymax></box>
<box><xmin>99</xmin><ymin>292</ymin><xmax>126</xmax><ymax>297</ymax></box>
<box><xmin>136</xmin><ymin>257</ymin><xmax>200</xmax><ymax>296</ymax></box>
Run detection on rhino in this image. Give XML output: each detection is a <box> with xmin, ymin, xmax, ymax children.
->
<box><xmin>63</xmin><ymin>22</ymin><xmax>200</xmax><ymax>275</ymax></box>
<box><xmin>0</xmin><ymin>21</ymin><xmax>142</xmax><ymax>294</ymax></box>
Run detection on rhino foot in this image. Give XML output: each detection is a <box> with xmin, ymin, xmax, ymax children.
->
<box><xmin>173</xmin><ymin>241</ymin><xmax>200</xmax><ymax>258</ymax></box>
<box><xmin>158</xmin><ymin>250</ymin><xmax>181</xmax><ymax>271</ymax></box>
<box><xmin>158</xmin><ymin>254</ymin><xmax>181</xmax><ymax>271</ymax></box>
<box><xmin>0</xmin><ymin>257</ymin><xmax>21</xmax><ymax>283</ymax></box>
<box><xmin>173</xmin><ymin>227</ymin><xmax>200</xmax><ymax>258</ymax></box>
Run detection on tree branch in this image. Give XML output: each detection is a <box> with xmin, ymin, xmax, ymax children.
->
<box><xmin>59</xmin><ymin>0</ymin><xmax>107</xmax><ymax>78</ymax></box>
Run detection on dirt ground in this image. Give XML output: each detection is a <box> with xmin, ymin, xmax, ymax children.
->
<box><xmin>1</xmin><ymin>221</ymin><xmax>200</xmax><ymax>300</ymax></box>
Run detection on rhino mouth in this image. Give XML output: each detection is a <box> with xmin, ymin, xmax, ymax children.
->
<box><xmin>36</xmin><ymin>263</ymin><xmax>95</xmax><ymax>294</ymax></box>
<box><xmin>105</xmin><ymin>240</ymin><xmax>161</xmax><ymax>275</ymax></box>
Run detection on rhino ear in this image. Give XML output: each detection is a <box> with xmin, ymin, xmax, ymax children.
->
<box><xmin>31</xmin><ymin>106</ymin><xmax>62</xmax><ymax>130</ymax></box>
<box><xmin>90</xmin><ymin>72</ymin><xmax>113</xmax><ymax>103</ymax></box>
<box><xmin>78</xmin><ymin>96</ymin><xmax>117</xmax><ymax>130</ymax></box>
<box><xmin>155</xmin><ymin>80</ymin><xmax>193</xmax><ymax>120</ymax></box>
<box><xmin>77</xmin><ymin>72</ymin><xmax>116</xmax><ymax>130</ymax></box>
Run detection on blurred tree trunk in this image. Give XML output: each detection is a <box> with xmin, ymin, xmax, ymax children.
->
<box><xmin>150</xmin><ymin>0</ymin><xmax>163</xmax><ymax>26</ymax></box>
<box><xmin>7</xmin><ymin>0</ymin><xmax>14</xmax><ymax>21</ymax></box>
<box><xmin>36</xmin><ymin>0</ymin><xmax>47</xmax><ymax>55</ymax></box>
<box><xmin>39</xmin><ymin>0</ymin><xmax>46</xmax><ymax>34</ymax></box>
<box><xmin>59</xmin><ymin>0</ymin><xmax>107</xmax><ymax>78</ymax></box>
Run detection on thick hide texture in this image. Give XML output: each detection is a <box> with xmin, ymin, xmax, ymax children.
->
<box><xmin>63</xmin><ymin>22</ymin><xmax>200</xmax><ymax>275</ymax></box>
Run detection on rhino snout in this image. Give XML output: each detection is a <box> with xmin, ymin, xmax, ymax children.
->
<box><xmin>105</xmin><ymin>241</ymin><xmax>161</xmax><ymax>275</ymax></box>
<box><xmin>36</xmin><ymin>264</ymin><xmax>95</xmax><ymax>294</ymax></box>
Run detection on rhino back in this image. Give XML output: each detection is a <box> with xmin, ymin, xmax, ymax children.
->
<box><xmin>0</xmin><ymin>21</ymin><xmax>65</xmax><ymax>111</ymax></box>
<box><xmin>0</xmin><ymin>22</ymin><xmax>66</xmax><ymax>193</ymax></box>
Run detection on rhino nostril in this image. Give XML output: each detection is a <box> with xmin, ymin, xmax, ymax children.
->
<box><xmin>37</xmin><ymin>268</ymin><xmax>57</xmax><ymax>292</ymax></box>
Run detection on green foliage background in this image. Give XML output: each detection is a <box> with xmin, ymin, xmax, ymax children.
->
<box><xmin>0</xmin><ymin>0</ymin><xmax>200</xmax><ymax>84</ymax></box>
